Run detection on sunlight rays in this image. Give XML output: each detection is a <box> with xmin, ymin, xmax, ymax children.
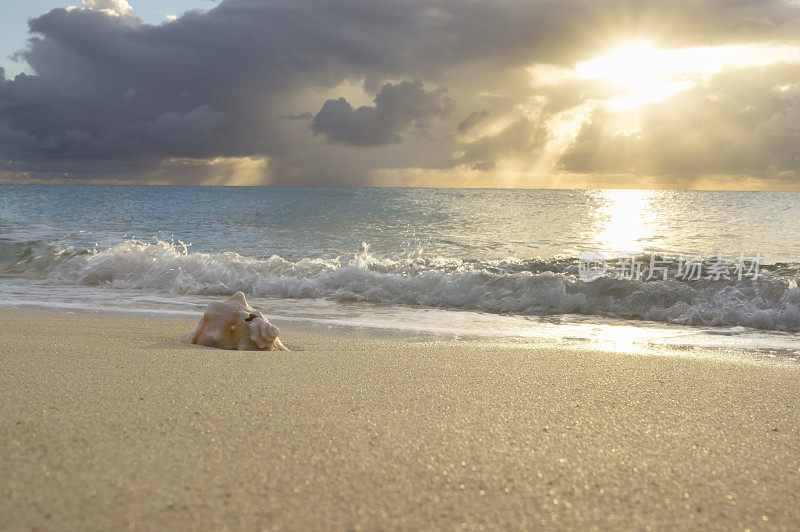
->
<box><xmin>574</xmin><ymin>42</ymin><xmax>800</xmax><ymax>109</ymax></box>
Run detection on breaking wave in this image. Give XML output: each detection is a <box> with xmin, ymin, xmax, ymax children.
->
<box><xmin>2</xmin><ymin>238</ymin><xmax>800</xmax><ymax>332</ymax></box>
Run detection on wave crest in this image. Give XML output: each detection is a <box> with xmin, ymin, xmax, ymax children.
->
<box><xmin>3</xmin><ymin>238</ymin><xmax>800</xmax><ymax>332</ymax></box>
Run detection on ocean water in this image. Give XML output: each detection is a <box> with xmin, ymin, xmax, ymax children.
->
<box><xmin>2</xmin><ymin>185</ymin><xmax>800</xmax><ymax>361</ymax></box>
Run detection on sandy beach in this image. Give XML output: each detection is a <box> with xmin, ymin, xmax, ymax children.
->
<box><xmin>1</xmin><ymin>309</ymin><xmax>798</xmax><ymax>530</ymax></box>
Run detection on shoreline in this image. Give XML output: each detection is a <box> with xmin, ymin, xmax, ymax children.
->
<box><xmin>1</xmin><ymin>308</ymin><xmax>799</xmax><ymax>529</ymax></box>
<box><xmin>2</xmin><ymin>293</ymin><xmax>800</xmax><ymax>368</ymax></box>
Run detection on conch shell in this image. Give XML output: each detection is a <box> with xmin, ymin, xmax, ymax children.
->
<box><xmin>185</xmin><ymin>292</ymin><xmax>288</xmax><ymax>351</ymax></box>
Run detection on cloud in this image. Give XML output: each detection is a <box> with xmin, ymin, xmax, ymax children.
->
<box><xmin>560</xmin><ymin>62</ymin><xmax>800</xmax><ymax>184</ymax></box>
<box><xmin>2</xmin><ymin>0</ymin><xmax>800</xmax><ymax>187</ymax></box>
<box><xmin>82</xmin><ymin>0</ymin><xmax>134</xmax><ymax>17</ymax></box>
<box><xmin>457</xmin><ymin>110</ymin><xmax>490</xmax><ymax>134</ymax></box>
<box><xmin>311</xmin><ymin>80</ymin><xmax>453</xmax><ymax>146</ymax></box>
<box><xmin>132</xmin><ymin>106</ymin><xmax>229</xmax><ymax>156</ymax></box>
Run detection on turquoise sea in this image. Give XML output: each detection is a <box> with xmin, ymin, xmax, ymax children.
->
<box><xmin>2</xmin><ymin>185</ymin><xmax>800</xmax><ymax>362</ymax></box>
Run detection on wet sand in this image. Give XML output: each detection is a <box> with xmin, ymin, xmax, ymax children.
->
<box><xmin>1</xmin><ymin>309</ymin><xmax>798</xmax><ymax>529</ymax></box>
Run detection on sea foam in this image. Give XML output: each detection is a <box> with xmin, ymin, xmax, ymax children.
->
<box><xmin>2</xmin><ymin>238</ymin><xmax>800</xmax><ymax>332</ymax></box>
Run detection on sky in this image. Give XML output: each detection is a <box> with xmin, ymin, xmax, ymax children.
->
<box><xmin>1</xmin><ymin>0</ymin><xmax>800</xmax><ymax>189</ymax></box>
<box><xmin>0</xmin><ymin>0</ymin><xmax>213</xmax><ymax>77</ymax></box>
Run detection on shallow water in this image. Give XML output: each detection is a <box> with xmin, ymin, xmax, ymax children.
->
<box><xmin>2</xmin><ymin>185</ymin><xmax>799</xmax><ymax>360</ymax></box>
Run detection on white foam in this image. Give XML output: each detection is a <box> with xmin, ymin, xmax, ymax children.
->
<box><xmin>3</xmin><ymin>238</ymin><xmax>800</xmax><ymax>333</ymax></box>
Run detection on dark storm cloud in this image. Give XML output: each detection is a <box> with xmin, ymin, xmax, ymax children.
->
<box><xmin>282</xmin><ymin>113</ymin><xmax>314</xmax><ymax>121</ymax></box>
<box><xmin>311</xmin><ymin>80</ymin><xmax>454</xmax><ymax>146</ymax></box>
<box><xmin>2</xmin><ymin>0</ymin><xmax>800</xmax><ymax>185</ymax></box>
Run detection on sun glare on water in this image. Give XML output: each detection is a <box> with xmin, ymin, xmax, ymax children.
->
<box><xmin>591</xmin><ymin>189</ymin><xmax>658</xmax><ymax>254</ymax></box>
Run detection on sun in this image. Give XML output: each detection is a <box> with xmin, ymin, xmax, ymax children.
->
<box><xmin>576</xmin><ymin>41</ymin><xmax>800</xmax><ymax>90</ymax></box>
<box><xmin>574</xmin><ymin>41</ymin><xmax>712</xmax><ymax>110</ymax></box>
<box><xmin>576</xmin><ymin>42</ymin><xmax>667</xmax><ymax>87</ymax></box>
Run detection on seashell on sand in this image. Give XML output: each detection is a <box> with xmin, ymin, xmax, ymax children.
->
<box><xmin>185</xmin><ymin>291</ymin><xmax>289</xmax><ymax>351</ymax></box>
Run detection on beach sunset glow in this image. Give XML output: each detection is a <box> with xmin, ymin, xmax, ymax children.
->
<box><xmin>1</xmin><ymin>1</ymin><xmax>799</xmax><ymax>530</ymax></box>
